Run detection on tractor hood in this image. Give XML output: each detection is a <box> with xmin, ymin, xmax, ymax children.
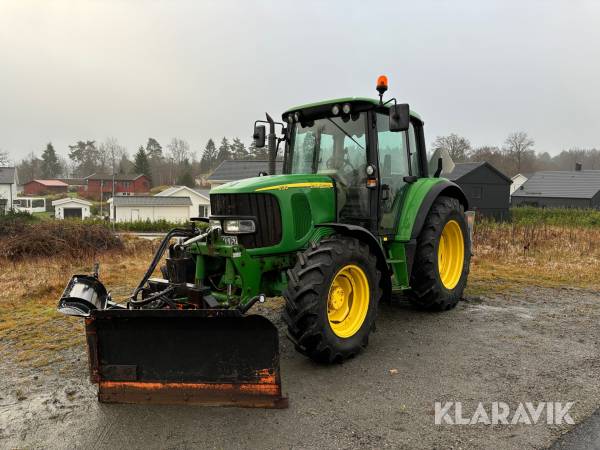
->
<box><xmin>210</xmin><ymin>173</ymin><xmax>335</xmax><ymax>194</ymax></box>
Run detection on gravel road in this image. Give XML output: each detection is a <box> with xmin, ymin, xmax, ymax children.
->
<box><xmin>1</xmin><ymin>286</ymin><xmax>599</xmax><ymax>449</ymax></box>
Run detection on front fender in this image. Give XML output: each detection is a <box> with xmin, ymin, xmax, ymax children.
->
<box><xmin>315</xmin><ymin>223</ymin><xmax>391</xmax><ymax>301</ymax></box>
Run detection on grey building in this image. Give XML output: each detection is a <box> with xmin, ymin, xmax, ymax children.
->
<box><xmin>207</xmin><ymin>160</ymin><xmax>283</xmax><ymax>187</ymax></box>
<box><xmin>446</xmin><ymin>162</ymin><xmax>512</xmax><ymax>220</ymax></box>
<box><xmin>0</xmin><ymin>167</ymin><xmax>18</xmax><ymax>213</ymax></box>
<box><xmin>511</xmin><ymin>170</ymin><xmax>600</xmax><ymax>209</ymax></box>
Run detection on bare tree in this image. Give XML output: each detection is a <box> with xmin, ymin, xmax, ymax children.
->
<box><xmin>98</xmin><ymin>137</ymin><xmax>127</xmax><ymax>174</ymax></box>
<box><xmin>503</xmin><ymin>131</ymin><xmax>534</xmax><ymax>173</ymax></box>
<box><xmin>0</xmin><ymin>149</ymin><xmax>10</xmax><ymax>165</ymax></box>
<box><xmin>432</xmin><ymin>134</ymin><xmax>471</xmax><ymax>161</ymax></box>
<box><xmin>167</xmin><ymin>138</ymin><xmax>191</xmax><ymax>166</ymax></box>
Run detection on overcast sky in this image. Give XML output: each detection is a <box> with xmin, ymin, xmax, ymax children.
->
<box><xmin>1</xmin><ymin>0</ymin><xmax>599</xmax><ymax>162</ymax></box>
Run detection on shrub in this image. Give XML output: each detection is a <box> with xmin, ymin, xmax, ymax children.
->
<box><xmin>0</xmin><ymin>219</ymin><xmax>122</xmax><ymax>260</ymax></box>
<box><xmin>0</xmin><ymin>210</ymin><xmax>38</xmax><ymax>234</ymax></box>
<box><xmin>81</xmin><ymin>218</ymin><xmax>197</xmax><ymax>232</ymax></box>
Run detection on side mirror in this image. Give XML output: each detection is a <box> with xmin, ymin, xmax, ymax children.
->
<box><xmin>389</xmin><ymin>103</ymin><xmax>410</xmax><ymax>132</ymax></box>
<box><xmin>253</xmin><ymin>125</ymin><xmax>266</xmax><ymax>148</ymax></box>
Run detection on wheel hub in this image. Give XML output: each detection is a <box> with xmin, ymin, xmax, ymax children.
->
<box><xmin>438</xmin><ymin>219</ymin><xmax>465</xmax><ymax>290</ymax></box>
<box><xmin>329</xmin><ymin>286</ymin><xmax>346</xmax><ymax>310</ymax></box>
<box><xmin>327</xmin><ymin>265</ymin><xmax>370</xmax><ymax>338</ymax></box>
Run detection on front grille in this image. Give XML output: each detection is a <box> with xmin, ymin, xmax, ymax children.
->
<box><xmin>210</xmin><ymin>193</ymin><xmax>282</xmax><ymax>248</ymax></box>
<box><xmin>291</xmin><ymin>193</ymin><xmax>312</xmax><ymax>239</ymax></box>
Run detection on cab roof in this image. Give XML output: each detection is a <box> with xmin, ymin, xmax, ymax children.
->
<box><xmin>283</xmin><ymin>97</ymin><xmax>422</xmax><ymax>121</ymax></box>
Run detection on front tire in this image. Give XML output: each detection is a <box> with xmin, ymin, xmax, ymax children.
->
<box><xmin>283</xmin><ymin>236</ymin><xmax>382</xmax><ymax>364</ymax></box>
<box><xmin>409</xmin><ymin>196</ymin><xmax>471</xmax><ymax>311</ymax></box>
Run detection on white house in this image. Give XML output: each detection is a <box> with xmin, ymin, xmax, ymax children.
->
<box><xmin>52</xmin><ymin>197</ymin><xmax>92</xmax><ymax>220</ymax></box>
<box><xmin>510</xmin><ymin>173</ymin><xmax>529</xmax><ymax>199</ymax></box>
<box><xmin>13</xmin><ymin>197</ymin><xmax>46</xmax><ymax>213</ymax></box>
<box><xmin>0</xmin><ymin>167</ymin><xmax>18</xmax><ymax>213</ymax></box>
<box><xmin>206</xmin><ymin>160</ymin><xmax>283</xmax><ymax>188</ymax></box>
<box><xmin>155</xmin><ymin>186</ymin><xmax>211</xmax><ymax>218</ymax></box>
<box><xmin>108</xmin><ymin>196</ymin><xmax>192</xmax><ymax>222</ymax></box>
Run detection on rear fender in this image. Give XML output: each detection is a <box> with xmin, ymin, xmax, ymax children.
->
<box><xmin>409</xmin><ymin>181</ymin><xmax>468</xmax><ymax>240</ymax></box>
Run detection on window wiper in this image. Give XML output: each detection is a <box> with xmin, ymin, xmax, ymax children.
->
<box><xmin>326</xmin><ymin>118</ymin><xmax>364</xmax><ymax>150</ymax></box>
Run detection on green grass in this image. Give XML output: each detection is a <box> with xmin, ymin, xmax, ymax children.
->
<box><xmin>510</xmin><ymin>206</ymin><xmax>600</xmax><ymax>227</ymax></box>
<box><xmin>32</xmin><ymin>211</ymin><xmax>53</xmax><ymax>220</ymax></box>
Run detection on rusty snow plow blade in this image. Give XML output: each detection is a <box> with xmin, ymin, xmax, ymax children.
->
<box><xmin>83</xmin><ymin>309</ymin><xmax>287</xmax><ymax>408</ymax></box>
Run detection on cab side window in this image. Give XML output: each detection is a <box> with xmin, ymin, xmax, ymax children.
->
<box><xmin>408</xmin><ymin>122</ymin><xmax>421</xmax><ymax>176</ymax></box>
<box><xmin>376</xmin><ymin>113</ymin><xmax>409</xmax><ymax>216</ymax></box>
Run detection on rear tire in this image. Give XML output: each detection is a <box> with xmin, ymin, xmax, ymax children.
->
<box><xmin>283</xmin><ymin>236</ymin><xmax>382</xmax><ymax>364</ymax></box>
<box><xmin>409</xmin><ymin>196</ymin><xmax>471</xmax><ymax>311</ymax></box>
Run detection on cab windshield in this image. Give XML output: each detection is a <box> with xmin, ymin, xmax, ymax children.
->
<box><xmin>288</xmin><ymin>112</ymin><xmax>367</xmax><ymax>185</ymax></box>
<box><xmin>287</xmin><ymin>111</ymin><xmax>370</xmax><ymax>224</ymax></box>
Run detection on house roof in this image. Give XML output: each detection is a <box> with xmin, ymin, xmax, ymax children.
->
<box><xmin>87</xmin><ymin>173</ymin><xmax>145</xmax><ymax>181</ymax></box>
<box><xmin>58</xmin><ymin>178</ymin><xmax>87</xmax><ymax>185</ymax></box>
<box><xmin>193</xmin><ymin>188</ymin><xmax>211</xmax><ymax>199</ymax></box>
<box><xmin>155</xmin><ymin>186</ymin><xmax>210</xmax><ymax>200</ymax></box>
<box><xmin>27</xmin><ymin>179</ymin><xmax>69</xmax><ymax>187</ymax></box>
<box><xmin>51</xmin><ymin>197</ymin><xmax>92</xmax><ymax>207</ymax></box>
<box><xmin>511</xmin><ymin>170</ymin><xmax>600</xmax><ymax>199</ymax></box>
<box><xmin>445</xmin><ymin>161</ymin><xmax>512</xmax><ymax>183</ymax></box>
<box><xmin>0</xmin><ymin>167</ymin><xmax>17</xmax><ymax>184</ymax></box>
<box><xmin>207</xmin><ymin>160</ymin><xmax>284</xmax><ymax>182</ymax></box>
<box><xmin>109</xmin><ymin>196</ymin><xmax>192</xmax><ymax>206</ymax></box>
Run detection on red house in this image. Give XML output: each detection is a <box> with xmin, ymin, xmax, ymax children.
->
<box><xmin>23</xmin><ymin>179</ymin><xmax>69</xmax><ymax>195</ymax></box>
<box><xmin>85</xmin><ymin>174</ymin><xmax>151</xmax><ymax>200</ymax></box>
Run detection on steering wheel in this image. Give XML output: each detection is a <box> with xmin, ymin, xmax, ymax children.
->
<box><xmin>326</xmin><ymin>156</ymin><xmax>355</xmax><ymax>172</ymax></box>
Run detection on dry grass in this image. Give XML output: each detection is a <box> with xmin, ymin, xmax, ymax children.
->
<box><xmin>467</xmin><ymin>221</ymin><xmax>600</xmax><ymax>296</ymax></box>
<box><xmin>2</xmin><ymin>222</ymin><xmax>599</xmax><ymax>367</ymax></box>
<box><xmin>0</xmin><ymin>238</ymin><xmax>156</xmax><ymax>366</ymax></box>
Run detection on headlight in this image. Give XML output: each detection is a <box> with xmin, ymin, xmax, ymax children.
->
<box><xmin>223</xmin><ymin>219</ymin><xmax>256</xmax><ymax>234</ymax></box>
<box><xmin>209</xmin><ymin>219</ymin><xmax>222</xmax><ymax>229</ymax></box>
<box><xmin>342</xmin><ymin>103</ymin><xmax>351</xmax><ymax>114</ymax></box>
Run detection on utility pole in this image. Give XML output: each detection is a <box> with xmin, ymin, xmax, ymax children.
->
<box><xmin>111</xmin><ymin>149</ymin><xmax>116</xmax><ymax>230</ymax></box>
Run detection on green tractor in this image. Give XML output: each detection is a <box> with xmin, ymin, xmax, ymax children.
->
<box><xmin>58</xmin><ymin>76</ymin><xmax>472</xmax><ymax>408</ymax></box>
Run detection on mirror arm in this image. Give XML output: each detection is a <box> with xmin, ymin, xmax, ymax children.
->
<box><xmin>434</xmin><ymin>157</ymin><xmax>443</xmax><ymax>178</ymax></box>
<box><xmin>382</xmin><ymin>97</ymin><xmax>397</xmax><ymax>108</ymax></box>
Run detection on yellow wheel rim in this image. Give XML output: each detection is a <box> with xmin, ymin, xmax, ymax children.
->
<box><xmin>327</xmin><ymin>264</ymin><xmax>370</xmax><ymax>338</ymax></box>
<box><xmin>438</xmin><ymin>220</ymin><xmax>465</xmax><ymax>290</ymax></box>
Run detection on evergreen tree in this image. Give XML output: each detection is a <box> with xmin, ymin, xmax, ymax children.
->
<box><xmin>145</xmin><ymin>137</ymin><xmax>163</xmax><ymax>159</ymax></box>
<box><xmin>248</xmin><ymin>140</ymin><xmax>269</xmax><ymax>160</ymax></box>
<box><xmin>231</xmin><ymin>137</ymin><xmax>248</xmax><ymax>160</ymax></box>
<box><xmin>200</xmin><ymin>138</ymin><xmax>217</xmax><ymax>173</ymax></box>
<box><xmin>119</xmin><ymin>154</ymin><xmax>134</xmax><ymax>174</ymax></box>
<box><xmin>40</xmin><ymin>142</ymin><xmax>62</xmax><ymax>178</ymax></box>
<box><xmin>68</xmin><ymin>140</ymin><xmax>99</xmax><ymax>176</ymax></box>
<box><xmin>216</xmin><ymin>137</ymin><xmax>231</xmax><ymax>165</ymax></box>
<box><xmin>134</xmin><ymin>146</ymin><xmax>151</xmax><ymax>179</ymax></box>
<box><xmin>176</xmin><ymin>159</ymin><xmax>195</xmax><ymax>187</ymax></box>
<box><xmin>300</xmin><ymin>132</ymin><xmax>316</xmax><ymax>171</ymax></box>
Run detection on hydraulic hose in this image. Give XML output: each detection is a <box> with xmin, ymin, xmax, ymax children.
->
<box><xmin>128</xmin><ymin>285</ymin><xmax>175</xmax><ymax>307</ymax></box>
<box><xmin>128</xmin><ymin>227</ymin><xmax>195</xmax><ymax>307</ymax></box>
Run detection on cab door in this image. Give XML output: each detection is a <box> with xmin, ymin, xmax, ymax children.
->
<box><xmin>375</xmin><ymin>112</ymin><xmax>412</xmax><ymax>234</ymax></box>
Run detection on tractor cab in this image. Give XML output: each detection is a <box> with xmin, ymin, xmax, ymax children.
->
<box><xmin>279</xmin><ymin>95</ymin><xmax>428</xmax><ymax>236</ymax></box>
